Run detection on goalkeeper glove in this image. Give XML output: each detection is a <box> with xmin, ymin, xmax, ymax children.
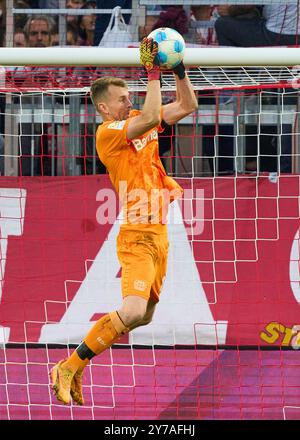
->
<box><xmin>173</xmin><ymin>61</ymin><xmax>186</xmax><ymax>80</ymax></box>
<box><xmin>140</xmin><ymin>37</ymin><xmax>160</xmax><ymax>81</ymax></box>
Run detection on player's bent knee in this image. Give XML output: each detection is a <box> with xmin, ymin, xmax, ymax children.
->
<box><xmin>122</xmin><ymin>310</ymin><xmax>145</xmax><ymax>326</ymax></box>
<box><xmin>118</xmin><ymin>301</ymin><xmax>148</xmax><ymax>327</ymax></box>
<box><xmin>140</xmin><ymin>315</ymin><xmax>153</xmax><ymax>326</ymax></box>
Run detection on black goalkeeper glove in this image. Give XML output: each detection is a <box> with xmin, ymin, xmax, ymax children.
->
<box><xmin>173</xmin><ymin>61</ymin><xmax>186</xmax><ymax>80</ymax></box>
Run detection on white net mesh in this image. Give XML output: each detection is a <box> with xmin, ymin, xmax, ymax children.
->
<box><xmin>0</xmin><ymin>55</ymin><xmax>300</xmax><ymax>421</ymax></box>
<box><xmin>2</xmin><ymin>65</ymin><xmax>300</xmax><ymax>92</ymax></box>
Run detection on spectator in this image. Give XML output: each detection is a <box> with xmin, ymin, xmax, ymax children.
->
<box><xmin>151</xmin><ymin>6</ymin><xmax>189</xmax><ymax>38</ymax></box>
<box><xmin>51</xmin><ymin>26</ymin><xmax>59</xmax><ymax>46</ymax></box>
<box><xmin>67</xmin><ymin>23</ymin><xmax>80</xmax><ymax>45</ymax></box>
<box><xmin>187</xmin><ymin>6</ymin><xmax>217</xmax><ymax>45</ymax></box>
<box><xmin>78</xmin><ymin>0</ymin><xmax>96</xmax><ymax>45</ymax></box>
<box><xmin>66</xmin><ymin>0</ymin><xmax>85</xmax><ymax>25</ymax></box>
<box><xmin>13</xmin><ymin>29</ymin><xmax>26</xmax><ymax>47</ymax></box>
<box><xmin>14</xmin><ymin>0</ymin><xmax>31</xmax><ymax>30</ymax></box>
<box><xmin>215</xmin><ymin>4</ymin><xmax>300</xmax><ymax>47</ymax></box>
<box><xmin>51</xmin><ymin>33</ymin><xmax>59</xmax><ymax>46</ymax></box>
<box><xmin>24</xmin><ymin>15</ymin><xmax>56</xmax><ymax>47</ymax></box>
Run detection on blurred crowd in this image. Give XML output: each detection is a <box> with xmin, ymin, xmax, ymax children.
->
<box><xmin>1</xmin><ymin>1</ymin><xmax>299</xmax><ymax>177</ymax></box>
<box><xmin>5</xmin><ymin>1</ymin><xmax>300</xmax><ymax>49</ymax></box>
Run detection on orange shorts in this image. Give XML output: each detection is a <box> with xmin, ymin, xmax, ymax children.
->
<box><xmin>116</xmin><ymin>230</ymin><xmax>169</xmax><ymax>303</ymax></box>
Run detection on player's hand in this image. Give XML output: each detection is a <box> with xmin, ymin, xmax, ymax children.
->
<box><xmin>140</xmin><ymin>37</ymin><xmax>159</xmax><ymax>72</ymax></box>
<box><xmin>173</xmin><ymin>61</ymin><xmax>186</xmax><ymax>80</ymax></box>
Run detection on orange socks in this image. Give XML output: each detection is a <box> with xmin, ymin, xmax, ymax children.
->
<box><xmin>63</xmin><ymin>311</ymin><xmax>129</xmax><ymax>373</ymax></box>
<box><xmin>83</xmin><ymin>311</ymin><xmax>128</xmax><ymax>355</ymax></box>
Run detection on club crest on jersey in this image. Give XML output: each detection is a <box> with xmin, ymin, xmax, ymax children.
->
<box><xmin>132</xmin><ymin>130</ymin><xmax>158</xmax><ymax>151</ymax></box>
<box><xmin>108</xmin><ymin>120</ymin><xmax>126</xmax><ymax>130</ymax></box>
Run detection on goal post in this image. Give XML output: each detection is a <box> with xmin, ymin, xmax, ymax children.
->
<box><xmin>0</xmin><ymin>46</ymin><xmax>300</xmax><ymax>66</ymax></box>
<box><xmin>1</xmin><ymin>47</ymin><xmax>300</xmax><ymax>94</ymax></box>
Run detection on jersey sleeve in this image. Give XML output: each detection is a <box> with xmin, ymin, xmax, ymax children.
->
<box><xmin>96</xmin><ymin>109</ymin><xmax>143</xmax><ymax>162</ymax></box>
<box><xmin>96</xmin><ymin>121</ymin><xmax>133</xmax><ymax>165</ymax></box>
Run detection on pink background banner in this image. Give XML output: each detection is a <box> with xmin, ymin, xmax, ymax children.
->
<box><xmin>0</xmin><ymin>175</ymin><xmax>299</xmax><ymax>346</ymax></box>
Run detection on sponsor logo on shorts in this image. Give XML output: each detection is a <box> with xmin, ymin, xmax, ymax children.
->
<box><xmin>134</xmin><ymin>279</ymin><xmax>147</xmax><ymax>292</ymax></box>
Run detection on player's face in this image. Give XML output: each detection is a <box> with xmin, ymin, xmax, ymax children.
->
<box><xmin>27</xmin><ymin>20</ymin><xmax>51</xmax><ymax>47</ymax></box>
<box><xmin>104</xmin><ymin>86</ymin><xmax>133</xmax><ymax>121</ymax></box>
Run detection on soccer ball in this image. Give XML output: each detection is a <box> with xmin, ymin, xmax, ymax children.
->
<box><xmin>147</xmin><ymin>27</ymin><xmax>185</xmax><ymax>70</ymax></box>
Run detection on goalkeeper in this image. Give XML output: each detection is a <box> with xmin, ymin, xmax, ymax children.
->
<box><xmin>50</xmin><ymin>37</ymin><xmax>198</xmax><ymax>405</ymax></box>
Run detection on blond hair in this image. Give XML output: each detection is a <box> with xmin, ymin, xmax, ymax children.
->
<box><xmin>90</xmin><ymin>77</ymin><xmax>127</xmax><ymax>110</ymax></box>
<box><xmin>24</xmin><ymin>15</ymin><xmax>56</xmax><ymax>40</ymax></box>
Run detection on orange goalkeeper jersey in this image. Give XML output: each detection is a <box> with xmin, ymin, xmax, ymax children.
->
<box><xmin>96</xmin><ymin>109</ymin><xmax>183</xmax><ymax>233</ymax></box>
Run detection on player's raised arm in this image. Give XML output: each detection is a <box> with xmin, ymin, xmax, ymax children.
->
<box><xmin>162</xmin><ymin>62</ymin><xmax>198</xmax><ymax>126</ymax></box>
<box><xmin>127</xmin><ymin>38</ymin><xmax>162</xmax><ymax>140</ymax></box>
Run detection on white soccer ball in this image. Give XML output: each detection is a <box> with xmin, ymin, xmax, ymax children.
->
<box><xmin>147</xmin><ymin>27</ymin><xmax>185</xmax><ymax>70</ymax></box>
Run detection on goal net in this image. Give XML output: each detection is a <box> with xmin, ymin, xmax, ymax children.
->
<box><xmin>0</xmin><ymin>48</ymin><xmax>300</xmax><ymax>421</ymax></box>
